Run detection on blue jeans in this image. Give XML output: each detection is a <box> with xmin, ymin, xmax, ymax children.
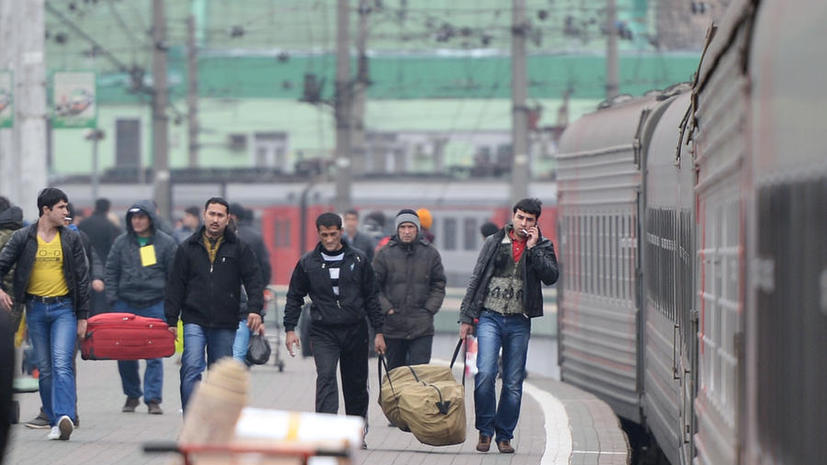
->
<box><xmin>180</xmin><ymin>323</ymin><xmax>235</xmax><ymax>411</ymax></box>
<box><xmin>232</xmin><ymin>319</ymin><xmax>250</xmax><ymax>363</ymax></box>
<box><xmin>474</xmin><ymin>310</ymin><xmax>531</xmax><ymax>441</ymax></box>
<box><xmin>112</xmin><ymin>300</ymin><xmax>165</xmax><ymax>404</ymax></box>
<box><xmin>26</xmin><ymin>298</ymin><xmax>78</xmax><ymax>426</ymax></box>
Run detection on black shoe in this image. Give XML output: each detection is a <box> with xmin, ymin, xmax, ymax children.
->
<box><xmin>122</xmin><ymin>397</ymin><xmax>140</xmax><ymax>413</ymax></box>
<box><xmin>24</xmin><ymin>408</ymin><xmax>50</xmax><ymax>429</ymax></box>
<box><xmin>147</xmin><ymin>401</ymin><xmax>163</xmax><ymax>415</ymax></box>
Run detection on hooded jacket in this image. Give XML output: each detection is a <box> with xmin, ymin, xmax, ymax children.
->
<box><xmin>373</xmin><ymin>235</ymin><xmax>445</xmax><ymax>339</ymax></box>
<box><xmin>459</xmin><ymin>224</ymin><xmax>559</xmax><ymax>325</ymax></box>
<box><xmin>283</xmin><ymin>241</ymin><xmax>383</xmax><ymax>333</ymax></box>
<box><xmin>165</xmin><ymin>226</ymin><xmax>264</xmax><ymax>329</ymax></box>
<box><xmin>0</xmin><ymin>220</ymin><xmax>91</xmax><ymax>319</ymax></box>
<box><xmin>104</xmin><ymin>200</ymin><xmax>177</xmax><ymax>306</ymax></box>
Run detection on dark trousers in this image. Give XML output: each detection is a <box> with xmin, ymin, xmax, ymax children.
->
<box><xmin>309</xmin><ymin>320</ymin><xmax>369</xmax><ymax>419</ymax></box>
<box><xmin>385</xmin><ymin>335</ymin><xmax>434</xmax><ymax>371</ymax></box>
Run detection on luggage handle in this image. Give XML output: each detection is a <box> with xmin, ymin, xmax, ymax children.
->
<box><xmin>449</xmin><ymin>338</ymin><xmax>467</xmax><ymax>387</ymax></box>
<box><xmin>378</xmin><ymin>354</ymin><xmax>396</xmax><ymax>403</ymax></box>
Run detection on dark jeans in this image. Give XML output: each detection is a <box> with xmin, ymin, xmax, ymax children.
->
<box><xmin>309</xmin><ymin>320</ymin><xmax>369</xmax><ymax>419</ymax></box>
<box><xmin>113</xmin><ymin>300</ymin><xmax>165</xmax><ymax>404</ymax></box>
<box><xmin>384</xmin><ymin>335</ymin><xmax>434</xmax><ymax>371</ymax></box>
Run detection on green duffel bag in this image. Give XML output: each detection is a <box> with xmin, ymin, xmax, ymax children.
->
<box><xmin>378</xmin><ymin>340</ymin><xmax>467</xmax><ymax>446</ymax></box>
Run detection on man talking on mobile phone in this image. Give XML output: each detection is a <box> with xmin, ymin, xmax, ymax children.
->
<box><xmin>458</xmin><ymin>198</ymin><xmax>559</xmax><ymax>454</ymax></box>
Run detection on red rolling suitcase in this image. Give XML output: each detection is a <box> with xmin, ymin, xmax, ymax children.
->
<box><xmin>81</xmin><ymin>312</ymin><xmax>175</xmax><ymax>360</ymax></box>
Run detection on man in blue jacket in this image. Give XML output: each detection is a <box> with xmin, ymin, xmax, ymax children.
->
<box><xmin>283</xmin><ymin>212</ymin><xmax>385</xmax><ymax>448</ymax></box>
<box><xmin>459</xmin><ymin>198</ymin><xmax>559</xmax><ymax>454</ymax></box>
<box><xmin>105</xmin><ymin>200</ymin><xmax>177</xmax><ymax>415</ymax></box>
<box><xmin>165</xmin><ymin>197</ymin><xmax>263</xmax><ymax>411</ymax></box>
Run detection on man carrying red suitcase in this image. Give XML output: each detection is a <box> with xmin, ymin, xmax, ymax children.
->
<box><xmin>105</xmin><ymin>200</ymin><xmax>177</xmax><ymax>415</ymax></box>
<box><xmin>0</xmin><ymin>188</ymin><xmax>90</xmax><ymax>441</ymax></box>
<box><xmin>165</xmin><ymin>197</ymin><xmax>264</xmax><ymax>412</ymax></box>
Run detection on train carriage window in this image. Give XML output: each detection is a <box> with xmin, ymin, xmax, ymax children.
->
<box><xmin>463</xmin><ymin>217</ymin><xmax>478</xmax><ymax>251</ymax></box>
<box><xmin>443</xmin><ymin>218</ymin><xmax>457</xmax><ymax>251</ymax></box>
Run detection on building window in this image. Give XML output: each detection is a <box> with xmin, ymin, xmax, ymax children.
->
<box><xmin>253</xmin><ymin>132</ymin><xmax>288</xmax><ymax>169</ymax></box>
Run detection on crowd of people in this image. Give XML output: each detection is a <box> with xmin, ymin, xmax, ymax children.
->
<box><xmin>0</xmin><ymin>188</ymin><xmax>558</xmax><ymax>456</ymax></box>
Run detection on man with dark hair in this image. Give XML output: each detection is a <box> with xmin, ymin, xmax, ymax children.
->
<box><xmin>283</xmin><ymin>212</ymin><xmax>385</xmax><ymax>448</ymax></box>
<box><xmin>0</xmin><ymin>196</ymin><xmax>22</xmax><ymax>442</ymax></box>
<box><xmin>459</xmin><ymin>198</ymin><xmax>558</xmax><ymax>454</ymax></box>
<box><xmin>373</xmin><ymin>209</ymin><xmax>445</xmax><ymax>370</ymax></box>
<box><xmin>480</xmin><ymin>221</ymin><xmax>499</xmax><ymax>239</ymax></box>
<box><xmin>227</xmin><ymin>201</ymin><xmax>271</xmax><ymax>362</ymax></box>
<box><xmin>343</xmin><ymin>209</ymin><xmax>375</xmax><ymax>263</ymax></box>
<box><xmin>106</xmin><ymin>200</ymin><xmax>177</xmax><ymax>415</ymax></box>
<box><xmin>0</xmin><ymin>188</ymin><xmax>90</xmax><ymax>441</ymax></box>
<box><xmin>165</xmin><ymin>197</ymin><xmax>264</xmax><ymax>411</ymax></box>
<box><xmin>79</xmin><ymin>197</ymin><xmax>121</xmax><ymax>316</ymax></box>
<box><xmin>0</xmin><ymin>196</ymin><xmax>24</xmax><ymax>335</ymax></box>
<box><xmin>173</xmin><ymin>206</ymin><xmax>201</xmax><ymax>243</ymax></box>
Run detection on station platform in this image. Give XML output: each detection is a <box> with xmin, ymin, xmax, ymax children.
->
<box><xmin>4</xmin><ymin>345</ymin><xmax>628</xmax><ymax>465</ymax></box>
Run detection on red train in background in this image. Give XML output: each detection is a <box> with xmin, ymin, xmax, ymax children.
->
<box><xmin>57</xmin><ymin>178</ymin><xmax>557</xmax><ymax>288</ymax></box>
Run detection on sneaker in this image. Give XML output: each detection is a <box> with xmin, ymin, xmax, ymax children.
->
<box><xmin>122</xmin><ymin>397</ymin><xmax>140</xmax><ymax>413</ymax></box>
<box><xmin>476</xmin><ymin>433</ymin><xmax>491</xmax><ymax>452</ymax></box>
<box><xmin>496</xmin><ymin>440</ymin><xmax>515</xmax><ymax>454</ymax></box>
<box><xmin>24</xmin><ymin>409</ymin><xmax>50</xmax><ymax>429</ymax></box>
<box><xmin>147</xmin><ymin>402</ymin><xmax>163</xmax><ymax>415</ymax></box>
<box><xmin>47</xmin><ymin>416</ymin><xmax>73</xmax><ymax>440</ymax></box>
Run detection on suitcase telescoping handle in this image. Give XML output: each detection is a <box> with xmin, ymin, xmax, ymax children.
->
<box><xmin>378</xmin><ymin>338</ymin><xmax>467</xmax><ymax>400</ymax></box>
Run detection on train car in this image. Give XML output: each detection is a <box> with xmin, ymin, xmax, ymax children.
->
<box><xmin>57</xmin><ymin>179</ymin><xmax>557</xmax><ymax>288</ymax></box>
<box><xmin>556</xmin><ymin>1</ymin><xmax>827</xmax><ymax>464</ymax></box>
<box><xmin>555</xmin><ymin>93</ymin><xmax>661</xmax><ymax>423</ymax></box>
<box><xmin>743</xmin><ymin>0</ymin><xmax>826</xmax><ymax>463</ymax></box>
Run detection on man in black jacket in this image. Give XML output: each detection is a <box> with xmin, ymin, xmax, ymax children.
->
<box><xmin>459</xmin><ymin>198</ymin><xmax>559</xmax><ymax>454</ymax></box>
<box><xmin>165</xmin><ymin>197</ymin><xmax>263</xmax><ymax>411</ymax></box>
<box><xmin>106</xmin><ymin>200</ymin><xmax>177</xmax><ymax>415</ymax></box>
<box><xmin>373</xmin><ymin>209</ymin><xmax>445</xmax><ymax>370</ymax></box>
<box><xmin>283</xmin><ymin>213</ymin><xmax>385</xmax><ymax>443</ymax></box>
<box><xmin>78</xmin><ymin>198</ymin><xmax>122</xmax><ymax>316</ymax></box>
<box><xmin>0</xmin><ymin>188</ymin><xmax>90</xmax><ymax>441</ymax></box>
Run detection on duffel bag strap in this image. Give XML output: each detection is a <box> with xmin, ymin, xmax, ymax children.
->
<box><xmin>449</xmin><ymin>338</ymin><xmax>467</xmax><ymax>387</ymax></box>
<box><xmin>377</xmin><ymin>355</ymin><xmax>396</xmax><ymax>403</ymax></box>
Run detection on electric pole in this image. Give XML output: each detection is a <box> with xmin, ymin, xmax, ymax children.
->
<box><xmin>351</xmin><ymin>0</ymin><xmax>370</xmax><ymax>176</ymax></box>
<box><xmin>606</xmin><ymin>0</ymin><xmax>619</xmax><ymax>99</ymax></box>
<box><xmin>510</xmin><ymin>0</ymin><xmax>530</xmax><ymax>206</ymax></box>
<box><xmin>334</xmin><ymin>0</ymin><xmax>352</xmax><ymax>212</ymax></box>
<box><xmin>152</xmin><ymin>0</ymin><xmax>171</xmax><ymax>220</ymax></box>
<box><xmin>0</xmin><ymin>0</ymin><xmax>47</xmax><ymax>222</ymax></box>
<box><xmin>187</xmin><ymin>14</ymin><xmax>199</xmax><ymax>168</ymax></box>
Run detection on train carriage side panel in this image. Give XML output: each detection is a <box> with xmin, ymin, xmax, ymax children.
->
<box><xmin>690</xmin><ymin>2</ymin><xmax>753</xmax><ymax>463</ymax></box>
<box><xmin>747</xmin><ymin>0</ymin><xmax>827</xmax><ymax>463</ymax></box>
<box><xmin>640</xmin><ymin>91</ymin><xmax>694</xmax><ymax>465</ymax></box>
<box><xmin>556</xmin><ymin>96</ymin><xmax>656</xmax><ymax>423</ymax></box>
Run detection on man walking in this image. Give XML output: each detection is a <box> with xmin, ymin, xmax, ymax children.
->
<box><xmin>0</xmin><ymin>188</ymin><xmax>90</xmax><ymax>441</ymax></box>
<box><xmin>459</xmin><ymin>198</ymin><xmax>559</xmax><ymax>454</ymax></box>
<box><xmin>105</xmin><ymin>200</ymin><xmax>177</xmax><ymax>414</ymax></box>
<box><xmin>165</xmin><ymin>197</ymin><xmax>264</xmax><ymax>411</ymax></box>
<box><xmin>78</xmin><ymin>198</ymin><xmax>122</xmax><ymax>316</ymax></box>
<box><xmin>373</xmin><ymin>209</ymin><xmax>445</xmax><ymax>370</ymax></box>
<box><xmin>283</xmin><ymin>213</ymin><xmax>385</xmax><ymax>446</ymax></box>
<box><xmin>343</xmin><ymin>209</ymin><xmax>376</xmax><ymax>263</ymax></box>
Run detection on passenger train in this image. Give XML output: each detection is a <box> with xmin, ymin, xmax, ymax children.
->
<box><xmin>56</xmin><ymin>179</ymin><xmax>558</xmax><ymax>288</ymax></box>
<box><xmin>555</xmin><ymin>1</ymin><xmax>825</xmax><ymax>464</ymax></box>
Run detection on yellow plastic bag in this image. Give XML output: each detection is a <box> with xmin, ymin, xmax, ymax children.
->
<box><xmin>175</xmin><ymin>320</ymin><xmax>184</xmax><ymax>353</ymax></box>
<box><xmin>14</xmin><ymin>314</ymin><xmax>26</xmax><ymax>348</ymax></box>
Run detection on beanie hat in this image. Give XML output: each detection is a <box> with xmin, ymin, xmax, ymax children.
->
<box><xmin>395</xmin><ymin>209</ymin><xmax>420</xmax><ymax>232</ymax></box>
<box><xmin>416</xmin><ymin>208</ymin><xmax>433</xmax><ymax>230</ymax></box>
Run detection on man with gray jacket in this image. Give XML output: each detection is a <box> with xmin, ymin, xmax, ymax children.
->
<box><xmin>104</xmin><ymin>200</ymin><xmax>177</xmax><ymax>415</ymax></box>
<box><xmin>373</xmin><ymin>209</ymin><xmax>445</xmax><ymax>370</ymax></box>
